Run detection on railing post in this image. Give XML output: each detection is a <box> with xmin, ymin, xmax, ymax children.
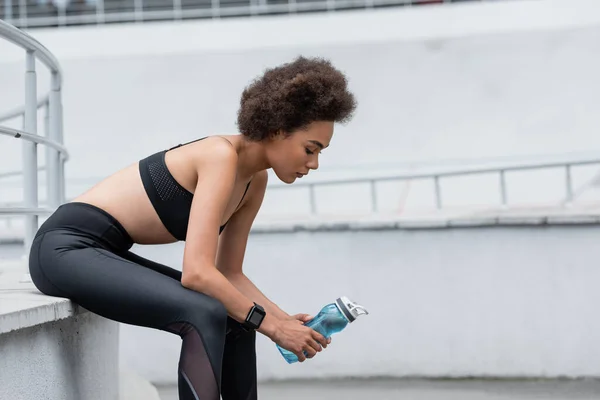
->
<box><xmin>23</xmin><ymin>50</ymin><xmax>39</xmax><ymax>255</ymax></box>
<box><xmin>434</xmin><ymin>175</ymin><xmax>441</xmax><ymax>209</ymax></box>
<box><xmin>134</xmin><ymin>0</ymin><xmax>144</xmax><ymax>22</ymax></box>
<box><xmin>370</xmin><ymin>179</ymin><xmax>378</xmax><ymax>213</ymax></box>
<box><xmin>564</xmin><ymin>164</ymin><xmax>573</xmax><ymax>206</ymax></box>
<box><xmin>326</xmin><ymin>0</ymin><xmax>335</xmax><ymax>12</ymax></box>
<box><xmin>4</xmin><ymin>0</ymin><xmax>13</xmax><ymax>24</ymax></box>
<box><xmin>96</xmin><ymin>0</ymin><xmax>105</xmax><ymax>24</ymax></box>
<box><xmin>309</xmin><ymin>184</ymin><xmax>317</xmax><ymax>214</ymax></box>
<box><xmin>288</xmin><ymin>0</ymin><xmax>297</xmax><ymax>14</ymax></box>
<box><xmin>47</xmin><ymin>72</ymin><xmax>62</xmax><ymax>209</ymax></box>
<box><xmin>499</xmin><ymin>169</ymin><xmax>507</xmax><ymax>207</ymax></box>
<box><xmin>173</xmin><ymin>0</ymin><xmax>182</xmax><ymax>20</ymax></box>
<box><xmin>57</xmin><ymin>5</ymin><xmax>67</xmax><ymax>26</ymax></box>
<box><xmin>212</xmin><ymin>0</ymin><xmax>221</xmax><ymax>18</ymax></box>
<box><xmin>18</xmin><ymin>0</ymin><xmax>27</xmax><ymax>28</ymax></box>
<box><xmin>54</xmin><ymin>81</ymin><xmax>66</xmax><ymax>204</ymax></box>
<box><xmin>44</xmin><ymin>99</ymin><xmax>50</xmax><ymax>140</ymax></box>
<box><xmin>250</xmin><ymin>0</ymin><xmax>258</xmax><ymax>16</ymax></box>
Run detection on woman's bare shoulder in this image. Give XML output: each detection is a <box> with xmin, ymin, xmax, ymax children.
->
<box><xmin>186</xmin><ymin>135</ymin><xmax>238</xmax><ymax>165</ymax></box>
<box><xmin>167</xmin><ymin>136</ymin><xmax>239</xmax><ymax>182</ymax></box>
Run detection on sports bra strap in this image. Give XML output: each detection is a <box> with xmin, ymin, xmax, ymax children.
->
<box><xmin>168</xmin><ymin>137</ymin><xmax>207</xmax><ymax>151</ymax></box>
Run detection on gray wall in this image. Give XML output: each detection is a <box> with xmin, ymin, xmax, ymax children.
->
<box><xmin>0</xmin><ymin>313</ymin><xmax>119</xmax><ymax>400</ymax></box>
<box><xmin>121</xmin><ymin>223</ymin><xmax>600</xmax><ymax>384</ymax></box>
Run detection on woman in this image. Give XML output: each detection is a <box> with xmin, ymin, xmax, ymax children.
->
<box><xmin>28</xmin><ymin>55</ymin><xmax>357</xmax><ymax>400</ymax></box>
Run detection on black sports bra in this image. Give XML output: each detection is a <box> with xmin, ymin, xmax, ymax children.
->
<box><xmin>138</xmin><ymin>138</ymin><xmax>251</xmax><ymax>241</ymax></box>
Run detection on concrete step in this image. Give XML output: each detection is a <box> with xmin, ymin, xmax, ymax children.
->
<box><xmin>156</xmin><ymin>379</ymin><xmax>600</xmax><ymax>400</ymax></box>
<box><xmin>1</xmin><ymin>258</ymin><xmax>160</xmax><ymax>400</ymax></box>
<box><xmin>120</xmin><ymin>368</ymin><xmax>161</xmax><ymax>400</ymax></box>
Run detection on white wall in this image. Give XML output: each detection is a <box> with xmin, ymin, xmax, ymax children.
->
<box><xmin>2</xmin><ymin>0</ymin><xmax>600</xmax><ymax>211</ymax></box>
<box><xmin>118</xmin><ymin>222</ymin><xmax>600</xmax><ymax>384</ymax></box>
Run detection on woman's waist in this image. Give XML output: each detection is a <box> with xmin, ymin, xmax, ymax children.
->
<box><xmin>37</xmin><ymin>202</ymin><xmax>134</xmax><ymax>251</ymax></box>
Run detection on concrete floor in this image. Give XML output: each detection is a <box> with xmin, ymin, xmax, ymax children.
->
<box><xmin>156</xmin><ymin>378</ymin><xmax>600</xmax><ymax>400</ymax></box>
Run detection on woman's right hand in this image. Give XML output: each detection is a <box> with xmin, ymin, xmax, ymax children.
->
<box><xmin>273</xmin><ymin>319</ymin><xmax>329</xmax><ymax>362</ymax></box>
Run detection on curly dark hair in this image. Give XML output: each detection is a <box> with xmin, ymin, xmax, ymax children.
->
<box><xmin>236</xmin><ymin>56</ymin><xmax>357</xmax><ymax>141</ymax></box>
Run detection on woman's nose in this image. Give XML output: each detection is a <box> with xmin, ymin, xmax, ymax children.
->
<box><xmin>307</xmin><ymin>157</ymin><xmax>319</xmax><ymax>170</ymax></box>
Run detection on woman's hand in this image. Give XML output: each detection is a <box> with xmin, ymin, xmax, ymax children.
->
<box><xmin>290</xmin><ymin>313</ymin><xmax>313</xmax><ymax>324</ymax></box>
<box><xmin>273</xmin><ymin>319</ymin><xmax>329</xmax><ymax>362</ymax></box>
<box><xmin>289</xmin><ymin>313</ymin><xmax>333</xmax><ymax>344</ymax></box>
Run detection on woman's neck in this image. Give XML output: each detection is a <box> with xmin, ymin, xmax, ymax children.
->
<box><xmin>229</xmin><ymin>134</ymin><xmax>271</xmax><ymax>180</ymax></box>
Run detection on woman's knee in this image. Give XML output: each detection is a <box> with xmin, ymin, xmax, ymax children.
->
<box><xmin>181</xmin><ymin>293</ymin><xmax>228</xmax><ymax>329</ymax></box>
<box><xmin>204</xmin><ymin>296</ymin><xmax>228</xmax><ymax>326</ymax></box>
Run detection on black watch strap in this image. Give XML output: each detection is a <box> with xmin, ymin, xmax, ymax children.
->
<box><xmin>242</xmin><ymin>302</ymin><xmax>266</xmax><ymax>331</ymax></box>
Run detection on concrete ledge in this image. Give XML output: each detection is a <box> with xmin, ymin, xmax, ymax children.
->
<box><xmin>3</xmin><ymin>205</ymin><xmax>600</xmax><ymax>243</ymax></box>
<box><xmin>0</xmin><ymin>273</ymin><xmax>121</xmax><ymax>400</ymax></box>
<box><xmin>251</xmin><ymin>205</ymin><xmax>600</xmax><ymax>233</ymax></box>
<box><xmin>0</xmin><ymin>262</ymin><xmax>84</xmax><ymax>335</ymax></box>
<box><xmin>3</xmin><ymin>209</ymin><xmax>600</xmax><ymax>245</ymax></box>
<box><xmin>0</xmin><ymin>260</ymin><xmax>161</xmax><ymax>400</ymax></box>
<box><xmin>120</xmin><ymin>368</ymin><xmax>161</xmax><ymax>400</ymax></box>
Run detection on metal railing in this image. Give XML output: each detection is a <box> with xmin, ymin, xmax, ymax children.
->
<box><xmin>3</xmin><ymin>149</ymin><xmax>598</xmax><ymax>239</ymax></box>
<box><xmin>0</xmin><ymin>18</ymin><xmax>68</xmax><ymax>254</ymax></box>
<box><xmin>265</xmin><ymin>156</ymin><xmax>600</xmax><ymax>215</ymax></box>
<box><xmin>1</xmin><ymin>0</ymin><xmax>490</xmax><ymax>29</ymax></box>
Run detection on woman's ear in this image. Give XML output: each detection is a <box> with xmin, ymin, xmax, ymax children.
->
<box><xmin>270</xmin><ymin>129</ymin><xmax>287</xmax><ymax>142</ymax></box>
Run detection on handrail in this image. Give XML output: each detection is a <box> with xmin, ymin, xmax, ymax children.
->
<box><xmin>265</xmin><ymin>156</ymin><xmax>600</xmax><ymax>213</ymax></box>
<box><xmin>268</xmin><ymin>157</ymin><xmax>600</xmax><ymax>189</ymax></box>
<box><xmin>0</xmin><ymin>166</ymin><xmax>46</xmax><ymax>179</ymax></box>
<box><xmin>0</xmin><ymin>153</ymin><xmax>590</xmax><ymax>220</ymax></box>
<box><xmin>4</xmin><ymin>0</ymin><xmax>485</xmax><ymax>29</ymax></box>
<box><xmin>0</xmin><ymin>19</ymin><xmax>67</xmax><ymax>263</ymax></box>
<box><xmin>0</xmin><ymin>95</ymin><xmax>49</xmax><ymax>123</ymax></box>
<box><xmin>0</xmin><ymin>126</ymin><xmax>70</xmax><ymax>158</ymax></box>
<box><xmin>0</xmin><ymin>21</ymin><xmax>63</xmax><ymax>84</ymax></box>
<box><xmin>0</xmin><ymin>207</ymin><xmax>56</xmax><ymax>215</ymax></box>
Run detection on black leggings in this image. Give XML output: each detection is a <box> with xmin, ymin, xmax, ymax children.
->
<box><xmin>29</xmin><ymin>202</ymin><xmax>257</xmax><ymax>400</ymax></box>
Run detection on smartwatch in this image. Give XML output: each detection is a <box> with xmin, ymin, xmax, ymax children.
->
<box><xmin>242</xmin><ymin>302</ymin><xmax>266</xmax><ymax>331</ymax></box>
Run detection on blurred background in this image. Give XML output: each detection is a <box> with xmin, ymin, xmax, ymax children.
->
<box><xmin>3</xmin><ymin>0</ymin><xmax>600</xmax><ymax>399</ymax></box>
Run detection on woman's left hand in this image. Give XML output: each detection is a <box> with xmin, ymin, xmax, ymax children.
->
<box><xmin>289</xmin><ymin>313</ymin><xmax>332</xmax><ymax>345</ymax></box>
<box><xmin>290</xmin><ymin>313</ymin><xmax>313</xmax><ymax>324</ymax></box>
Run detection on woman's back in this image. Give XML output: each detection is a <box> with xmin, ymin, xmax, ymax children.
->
<box><xmin>73</xmin><ymin>135</ymin><xmax>255</xmax><ymax>245</ymax></box>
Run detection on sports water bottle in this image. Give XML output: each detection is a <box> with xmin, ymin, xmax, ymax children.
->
<box><xmin>277</xmin><ymin>296</ymin><xmax>369</xmax><ymax>364</ymax></box>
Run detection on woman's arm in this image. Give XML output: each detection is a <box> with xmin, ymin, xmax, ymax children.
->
<box><xmin>225</xmin><ymin>275</ymin><xmax>291</xmax><ymax>320</ymax></box>
<box><xmin>181</xmin><ymin>139</ymin><xmax>328</xmax><ymax>361</ymax></box>
<box><xmin>180</xmin><ymin>140</ymin><xmax>278</xmax><ymax>338</ymax></box>
<box><xmin>215</xmin><ymin>170</ymin><xmax>292</xmax><ymax>321</ymax></box>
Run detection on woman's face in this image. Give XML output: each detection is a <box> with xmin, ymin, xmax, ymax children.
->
<box><xmin>266</xmin><ymin>121</ymin><xmax>334</xmax><ymax>184</ymax></box>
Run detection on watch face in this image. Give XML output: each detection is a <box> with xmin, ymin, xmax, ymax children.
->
<box><xmin>248</xmin><ymin>310</ymin><xmax>264</xmax><ymax>326</ymax></box>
